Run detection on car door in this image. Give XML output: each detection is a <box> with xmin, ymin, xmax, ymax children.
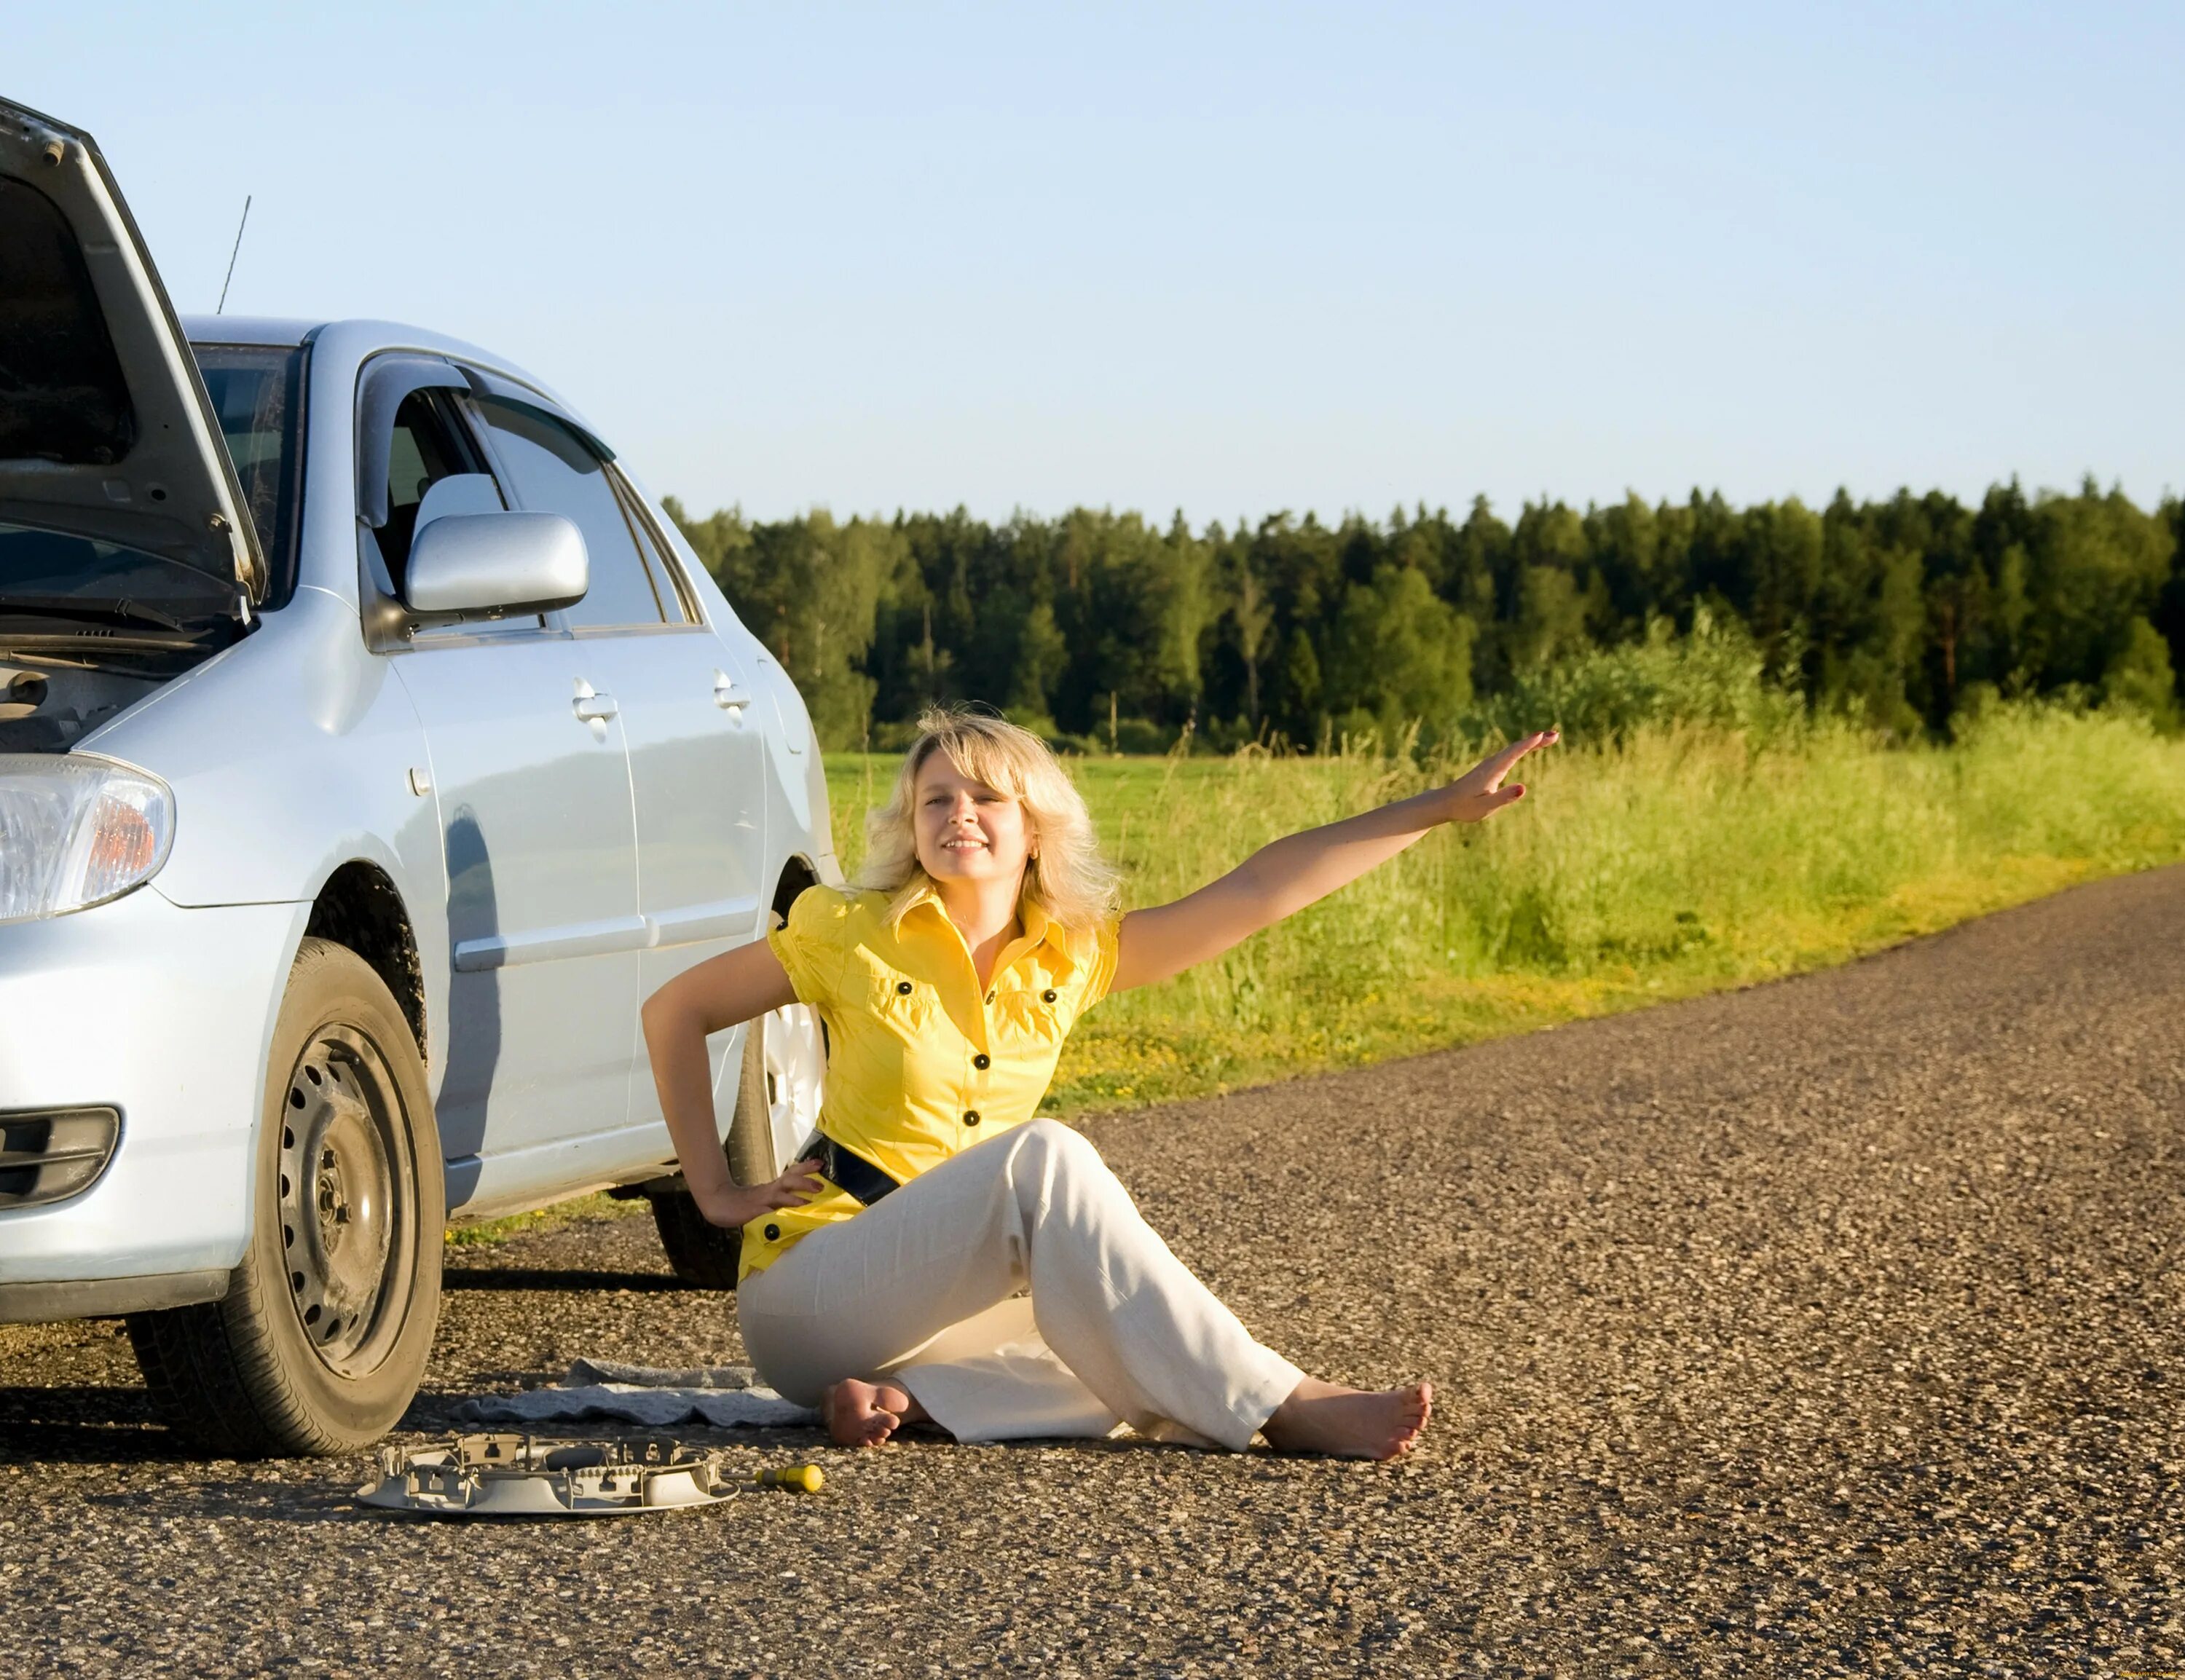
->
<box><xmin>596</xmin><ymin>478</ymin><xmax>774</xmax><ymax>1140</ymax></box>
<box><xmin>366</xmin><ymin>382</ymin><xmax>644</xmax><ymax>1211</ymax></box>
<box><xmin>465</xmin><ymin>389</ymin><xmax>771</xmax><ymax>1170</ymax></box>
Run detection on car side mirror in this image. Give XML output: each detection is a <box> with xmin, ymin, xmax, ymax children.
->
<box><xmin>403</xmin><ymin>511</ymin><xmax>589</xmax><ymax>618</ymax></box>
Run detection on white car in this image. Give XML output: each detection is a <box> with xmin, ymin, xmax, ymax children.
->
<box><xmin>0</xmin><ymin>98</ymin><xmax>830</xmax><ymax>1455</ymax></box>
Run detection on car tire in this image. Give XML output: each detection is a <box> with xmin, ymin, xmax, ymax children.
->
<box><xmin>127</xmin><ymin>937</ymin><xmax>444</xmax><ymax>1458</ymax></box>
<box><xmin>651</xmin><ymin>1002</ymin><xmax>820</xmax><ymax>1290</ymax></box>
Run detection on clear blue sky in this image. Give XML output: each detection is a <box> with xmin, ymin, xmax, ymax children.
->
<box><xmin>15</xmin><ymin>2</ymin><xmax>2182</xmax><ymax>525</ymax></box>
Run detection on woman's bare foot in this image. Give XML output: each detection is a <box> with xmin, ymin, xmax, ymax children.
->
<box><xmin>1260</xmin><ymin>1378</ymin><xmax>1433</xmax><ymax>1460</ymax></box>
<box><xmin>822</xmin><ymin>1378</ymin><xmax>928</xmax><ymax>1448</ymax></box>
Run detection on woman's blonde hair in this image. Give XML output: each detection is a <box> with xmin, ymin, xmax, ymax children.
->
<box><xmin>856</xmin><ymin>706</ymin><xmax>1119</xmax><ymax>932</ymax></box>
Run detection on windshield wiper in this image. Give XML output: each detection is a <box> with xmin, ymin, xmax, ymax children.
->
<box><xmin>0</xmin><ymin>596</ymin><xmax>206</xmax><ymax>634</ymax></box>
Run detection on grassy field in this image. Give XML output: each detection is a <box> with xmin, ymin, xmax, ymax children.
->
<box><xmin>824</xmin><ymin>705</ymin><xmax>2185</xmax><ymax>1112</ymax></box>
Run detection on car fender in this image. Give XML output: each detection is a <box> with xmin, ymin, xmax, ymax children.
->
<box><xmin>78</xmin><ymin>584</ymin><xmax>451</xmax><ymax>1081</ymax></box>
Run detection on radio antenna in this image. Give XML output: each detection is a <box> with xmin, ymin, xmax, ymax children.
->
<box><xmin>216</xmin><ymin>194</ymin><xmax>252</xmax><ymax>315</ymax></box>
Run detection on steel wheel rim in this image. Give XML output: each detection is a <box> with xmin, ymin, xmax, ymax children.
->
<box><xmin>277</xmin><ymin>1024</ymin><xmax>416</xmax><ymax>1376</ymax></box>
<box><xmin>762</xmin><ymin>1003</ymin><xmax>825</xmax><ymax>1176</ymax></box>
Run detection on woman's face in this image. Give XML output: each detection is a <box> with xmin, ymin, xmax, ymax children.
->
<box><xmin>913</xmin><ymin>752</ymin><xmax>1037</xmax><ymax>891</ymax></box>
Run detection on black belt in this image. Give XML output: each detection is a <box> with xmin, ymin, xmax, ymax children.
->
<box><xmin>800</xmin><ymin>1132</ymin><xmax>902</xmax><ymax>1207</ymax></box>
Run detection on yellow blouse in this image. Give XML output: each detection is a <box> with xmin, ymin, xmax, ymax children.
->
<box><xmin>744</xmin><ymin>883</ymin><xmax>1122</xmax><ymax>1279</ymax></box>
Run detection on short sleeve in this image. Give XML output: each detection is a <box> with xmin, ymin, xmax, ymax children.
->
<box><xmin>1076</xmin><ymin>914</ymin><xmax>1124</xmax><ymax>1011</ymax></box>
<box><xmin>767</xmin><ymin>886</ymin><xmax>854</xmax><ymax>1010</ymax></box>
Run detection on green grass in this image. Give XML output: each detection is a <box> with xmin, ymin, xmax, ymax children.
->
<box><xmin>444</xmin><ymin>1191</ymin><xmax>645</xmax><ymax>1245</ymax></box>
<box><xmin>825</xmin><ymin>704</ymin><xmax>2185</xmax><ymax>1111</ymax></box>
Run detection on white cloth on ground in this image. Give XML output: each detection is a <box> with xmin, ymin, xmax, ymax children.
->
<box><xmin>449</xmin><ymin>1360</ymin><xmax>816</xmax><ymax>1429</ymax></box>
<box><xmin>737</xmin><ymin>1119</ymin><xmax>1303</xmax><ymax>1450</ymax></box>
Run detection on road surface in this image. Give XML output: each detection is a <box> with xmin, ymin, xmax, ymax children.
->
<box><xmin>4</xmin><ymin>867</ymin><xmax>2181</xmax><ymax>1675</ymax></box>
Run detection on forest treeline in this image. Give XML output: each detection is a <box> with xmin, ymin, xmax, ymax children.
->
<box><xmin>664</xmin><ymin>481</ymin><xmax>2185</xmax><ymax>753</ymax></box>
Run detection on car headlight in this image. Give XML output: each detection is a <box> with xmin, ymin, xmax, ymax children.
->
<box><xmin>0</xmin><ymin>754</ymin><xmax>176</xmax><ymax>924</ymax></box>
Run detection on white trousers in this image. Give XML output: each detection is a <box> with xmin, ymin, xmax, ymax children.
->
<box><xmin>737</xmin><ymin>1120</ymin><xmax>1304</xmax><ymax>1450</ymax></box>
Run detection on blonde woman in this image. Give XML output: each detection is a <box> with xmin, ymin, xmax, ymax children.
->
<box><xmin>642</xmin><ymin>709</ymin><xmax>1556</xmax><ymax>1459</ymax></box>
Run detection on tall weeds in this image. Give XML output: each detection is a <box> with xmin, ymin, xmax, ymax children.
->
<box><xmin>825</xmin><ymin>703</ymin><xmax>2185</xmax><ymax>1111</ymax></box>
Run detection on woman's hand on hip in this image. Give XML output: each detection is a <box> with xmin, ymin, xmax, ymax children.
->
<box><xmin>696</xmin><ymin>1156</ymin><xmax>824</xmax><ymax>1232</ymax></box>
<box><xmin>1426</xmin><ymin>728</ymin><xmax>1559</xmax><ymax>825</ymax></box>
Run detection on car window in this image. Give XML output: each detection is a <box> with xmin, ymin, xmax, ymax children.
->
<box><xmin>473</xmin><ymin>398</ymin><xmax>664</xmax><ymax>631</ymax></box>
<box><xmin>611</xmin><ymin>471</ymin><xmax>694</xmax><ymax>626</ymax></box>
<box><xmin>192</xmin><ymin>343</ymin><xmax>307</xmax><ymax>608</ymax></box>
<box><xmin>375</xmin><ymin>390</ymin><xmax>473</xmax><ymax>595</ymax></box>
<box><xmin>0</xmin><ymin>521</ymin><xmax>237</xmax><ymax>619</ymax></box>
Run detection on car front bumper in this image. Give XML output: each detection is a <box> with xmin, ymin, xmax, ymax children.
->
<box><xmin>0</xmin><ymin>886</ymin><xmax>306</xmax><ymax>1311</ymax></box>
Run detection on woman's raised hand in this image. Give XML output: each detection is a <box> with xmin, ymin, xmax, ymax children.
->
<box><xmin>1110</xmin><ymin>726</ymin><xmax>1562</xmax><ymax>993</ymax></box>
<box><xmin>696</xmin><ymin>1156</ymin><xmax>825</xmax><ymax>1233</ymax></box>
<box><xmin>1429</xmin><ymin>729</ymin><xmax>1560</xmax><ymax>824</ymax></box>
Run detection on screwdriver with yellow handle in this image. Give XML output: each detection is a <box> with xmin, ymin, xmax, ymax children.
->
<box><xmin>749</xmin><ymin>1463</ymin><xmax>824</xmax><ymax>1494</ymax></box>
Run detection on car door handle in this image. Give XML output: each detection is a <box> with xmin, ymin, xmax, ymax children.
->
<box><xmin>573</xmin><ymin>692</ymin><xmax>618</xmax><ymax>722</ymax></box>
<box><xmin>713</xmin><ymin>670</ymin><xmax>751</xmax><ymax>711</ymax></box>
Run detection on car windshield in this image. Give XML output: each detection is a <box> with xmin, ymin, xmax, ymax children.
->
<box><xmin>0</xmin><ymin>342</ymin><xmax>307</xmax><ymax>623</ymax></box>
<box><xmin>0</xmin><ymin>522</ymin><xmax>238</xmax><ymax>621</ymax></box>
<box><xmin>194</xmin><ymin>342</ymin><xmax>307</xmax><ymax>604</ymax></box>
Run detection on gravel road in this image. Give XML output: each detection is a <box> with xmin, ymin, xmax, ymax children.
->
<box><xmin>5</xmin><ymin>868</ymin><xmax>2183</xmax><ymax>1677</ymax></box>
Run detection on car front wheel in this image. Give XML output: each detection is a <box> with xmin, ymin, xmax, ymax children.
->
<box><xmin>127</xmin><ymin>937</ymin><xmax>444</xmax><ymax>1457</ymax></box>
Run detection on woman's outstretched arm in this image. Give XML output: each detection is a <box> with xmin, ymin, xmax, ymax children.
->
<box><xmin>640</xmin><ymin>939</ymin><xmax>819</xmax><ymax>1227</ymax></box>
<box><xmin>1110</xmin><ymin>729</ymin><xmax>1558</xmax><ymax>993</ymax></box>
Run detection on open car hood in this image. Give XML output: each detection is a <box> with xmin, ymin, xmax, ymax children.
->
<box><xmin>0</xmin><ymin>98</ymin><xmax>262</xmax><ymax>602</ymax></box>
